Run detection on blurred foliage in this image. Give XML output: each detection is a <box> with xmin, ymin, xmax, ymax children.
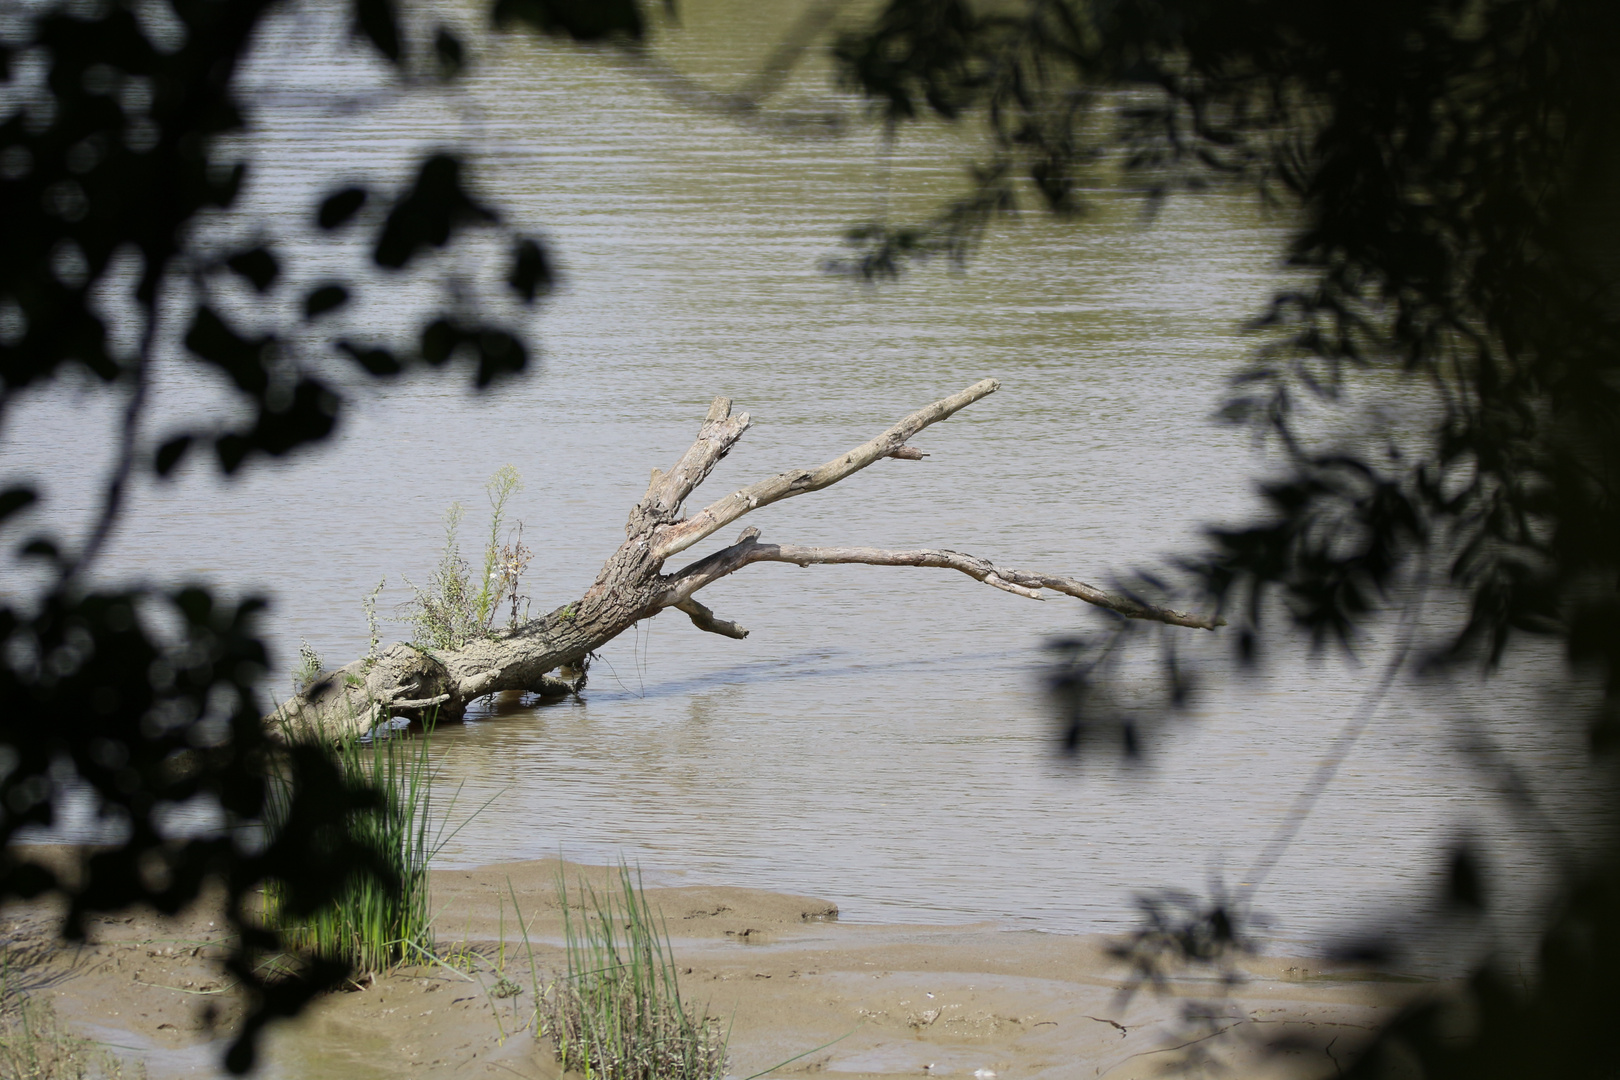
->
<box><xmin>0</xmin><ymin>0</ymin><xmax>634</xmax><ymax>1070</ymax></box>
<box><xmin>834</xmin><ymin>0</ymin><xmax>1620</xmax><ymax>1074</ymax></box>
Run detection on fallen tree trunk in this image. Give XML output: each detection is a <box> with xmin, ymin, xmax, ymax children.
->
<box><xmin>273</xmin><ymin>379</ymin><xmax>1221</xmax><ymax>738</ymax></box>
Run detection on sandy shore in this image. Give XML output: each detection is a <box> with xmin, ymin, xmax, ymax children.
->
<box><xmin>3</xmin><ymin>856</ymin><xmax>1429</xmax><ymax>1079</ymax></box>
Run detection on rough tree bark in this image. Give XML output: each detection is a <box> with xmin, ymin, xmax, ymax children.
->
<box><xmin>273</xmin><ymin>380</ymin><xmax>1221</xmax><ymax>738</ymax></box>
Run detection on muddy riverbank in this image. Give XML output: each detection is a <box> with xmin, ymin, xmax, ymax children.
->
<box><xmin>5</xmin><ymin>854</ymin><xmax>1428</xmax><ymax>1079</ymax></box>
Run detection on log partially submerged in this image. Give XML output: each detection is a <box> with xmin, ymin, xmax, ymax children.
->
<box><xmin>274</xmin><ymin>380</ymin><xmax>1220</xmax><ymax>738</ymax></box>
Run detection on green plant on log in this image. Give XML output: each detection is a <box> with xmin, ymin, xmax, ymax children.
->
<box><xmin>402</xmin><ymin>503</ymin><xmax>479</xmax><ymax>651</ymax></box>
<box><xmin>265</xmin><ymin>722</ymin><xmax>443</xmax><ymax>976</ymax></box>
<box><xmin>361</xmin><ymin>577</ymin><xmax>387</xmax><ymax>671</ymax></box>
<box><xmin>473</xmin><ymin>465</ymin><xmax>524</xmax><ymax>628</ymax></box>
<box><xmin>402</xmin><ymin>466</ymin><xmax>532</xmax><ymax>648</ymax></box>
<box><xmin>543</xmin><ymin>864</ymin><xmax>725</xmax><ymax>1080</ymax></box>
<box><xmin>495</xmin><ymin>524</ymin><xmax>535</xmax><ymax>630</ymax></box>
<box><xmin>292</xmin><ymin>640</ymin><xmax>324</xmax><ymax>696</ymax></box>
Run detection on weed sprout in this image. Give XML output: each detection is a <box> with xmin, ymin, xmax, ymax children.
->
<box><xmin>401</xmin><ymin>467</ymin><xmax>534</xmax><ymax>648</ymax></box>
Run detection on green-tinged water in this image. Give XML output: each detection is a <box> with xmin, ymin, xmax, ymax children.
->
<box><xmin>3</xmin><ymin>0</ymin><xmax>1606</xmax><ymax>960</ymax></box>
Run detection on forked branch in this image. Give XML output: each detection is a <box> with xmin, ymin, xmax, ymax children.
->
<box><xmin>646</xmin><ymin>380</ymin><xmax>1221</xmax><ymax>630</ymax></box>
<box><xmin>649</xmin><ymin>378</ymin><xmax>1000</xmax><ymax>560</ymax></box>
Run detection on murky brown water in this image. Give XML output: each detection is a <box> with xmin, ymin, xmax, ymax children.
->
<box><xmin>4</xmin><ymin>1</ymin><xmax>1608</xmax><ymax>957</ymax></box>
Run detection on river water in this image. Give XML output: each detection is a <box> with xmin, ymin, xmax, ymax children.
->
<box><xmin>5</xmin><ymin>0</ymin><xmax>1609</xmax><ymax>960</ymax></box>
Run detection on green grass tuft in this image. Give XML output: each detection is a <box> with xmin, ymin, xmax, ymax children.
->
<box><xmin>543</xmin><ymin>864</ymin><xmax>726</xmax><ymax>1080</ymax></box>
<box><xmin>266</xmin><ymin>722</ymin><xmax>447</xmax><ymax>975</ymax></box>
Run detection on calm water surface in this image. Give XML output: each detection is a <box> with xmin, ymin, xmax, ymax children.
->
<box><xmin>4</xmin><ymin>1</ymin><xmax>1607</xmax><ymax>959</ymax></box>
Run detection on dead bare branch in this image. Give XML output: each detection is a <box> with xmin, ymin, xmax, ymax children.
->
<box><xmin>662</xmin><ymin>536</ymin><xmax>1223</xmax><ymax>631</ymax></box>
<box><xmin>675</xmin><ymin>597</ymin><xmax>750</xmax><ymax>639</ymax></box>
<box><xmin>649</xmin><ymin>378</ymin><xmax>1000</xmax><ymax>560</ymax></box>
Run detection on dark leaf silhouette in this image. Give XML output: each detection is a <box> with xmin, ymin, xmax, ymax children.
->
<box><xmin>225</xmin><ymin>247</ymin><xmax>279</xmax><ymax>292</ymax></box>
<box><xmin>373</xmin><ymin>154</ymin><xmax>496</xmax><ymax>269</ymax></box>
<box><xmin>338</xmin><ymin>340</ymin><xmax>403</xmax><ymax>377</ymax></box>
<box><xmin>303</xmin><ymin>283</ymin><xmax>350</xmax><ymax>318</ymax></box>
<box><xmin>215</xmin><ymin>379</ymin><xmax>340</xmax><ymax>473</ymax></box>
<box><xmin>184</xmin><ymin>307</ymin><xmax>271</xmax><ymax>395</ymax></box>
<box><xmin>493</xmin><ymin>0</ymin><xmax>645</xmax><ymax>41</ymax></box>
<box><xmin>508</xmin><ymin>237</ymin><xmax>553</xmax><ymax>303</ymax></box>
<box><xmin>1447</xmin><ymin>846</ymin><xmax>1488</xmax><ymax>913</ymax></box>
<box><xmin>434</xmin><ymin>25</ymin><xmax>466</xmax><ymax>76</ymax></box>
<box><xmin>0</xmin><ymin>486</ymin><xmax>36</xmax><ymax>524</ymax></box>
<box><xmin>317</xmin><ymin>186</ymin><xmax>369</xmax><ymax>230</ymax></box>
<box><xmin>353</xmin><ymin>0</ymin><xmax>404</xmax><ymax>63</ymax></box>
<box><xmin>153</xmin><ymin>435</ymin><xmax>192</xmax><ymax>477</ymax></box>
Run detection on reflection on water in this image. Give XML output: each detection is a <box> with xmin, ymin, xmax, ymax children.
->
<box><xmin>4</xmin><ymin>1</ymin><xmax>1609</xmax><ymax>957</ymax></box>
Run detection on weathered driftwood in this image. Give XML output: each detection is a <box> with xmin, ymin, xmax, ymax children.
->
<box><xmin>273</xmin><ymin>379</ymin><xmax>1220</xmax><ymax>738</ymax></box>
